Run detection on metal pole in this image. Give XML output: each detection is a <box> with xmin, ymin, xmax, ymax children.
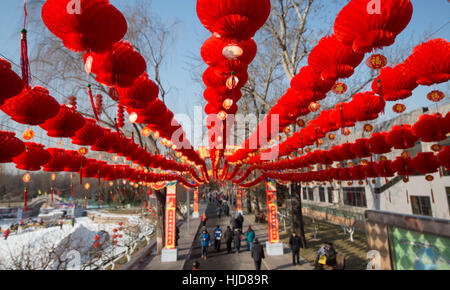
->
<box><xmin>289</xmin><ymin>182</ymin><xmax>294</xmax><ymax>233</ymax></box>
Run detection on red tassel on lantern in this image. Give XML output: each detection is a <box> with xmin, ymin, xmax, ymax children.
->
<box><xmin>87</xmin><ymin>85</ymin><xmax>99</xmax><ymax>121</ymax></box>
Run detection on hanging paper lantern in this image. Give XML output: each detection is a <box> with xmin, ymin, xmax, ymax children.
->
<box><xmin>412</xmin><ymin>113</ymin><xmax>450</xmax><ymax>143</ymax></box>
<box><xmin>115</xmin><ymin>72</ymin><xmax>159</xmax><ymax>109</ymax></box>
<box><xmin>391</xmin><ymin>156</ymin><xmax>415</xmax><ymax>176</ymax></box>
<box><xmin>333</xmin><ymin>0</ymin><xmax>413</xmax><ymax>54</ymax></box>
<box><xmin>12</xmin><ymin>143</ymin><xmax>52</xmax><ymax>171</ymax></box>
<box><xmin>141</xmin><ymin>127</ymin><xmax>152</xmax><ymax>137</ymax></box>
<box><xmin>331</xmin><ymin>82</ymin><xmax>347</xmax><ymax>94</ymax></box>
<box><xmin>0</xmin><ymin>131</ymin><xmax>26</xmax><ymax>163</ymax></box>
<box><xmin>22</xmin><ymin>129</ymin><xmax>35</xmax><ymax>141</ymax></box>
<box><xmin>351</xmin><ymin>91</ymin><xmax>386</xmax><ymax>122</ymax></box>
<box><xmin>368</xmin><ymin>132</ymin><xmax>392</xmax><ymax>155</ymax></box>
<box><xmin>297</xmin><ymin>119</ymin><xmax>306</xmax><ymax>128</ymax></box>
<box><xmin>328</xmin><ymin>133</ymin><xmax>336</xmax><ymax>141</ymax></box>
<box><xmin>1</xmin><ymin>86</ymin><xmax>60</xmax><ymax>126</ymax></box>
<box><xmin>22</xmin><ymin>173</ymin><xmax>31</xmax><ymax>184</ymax></box>
<box><xmin>403</xmin><ymin>38</ymin><xmax>450</xmax><ymax>86</ymax></box>
<box><xmin>196</xmin><ymin>0</ymin><xmax>271</xmax><ymax>41</ymax></box>
<box><xmin>342</xmin><ymin>128</ymin><xmax>352</xmax><ymax>136</ymax></box>
<box><xmin>431</xmin><ymin>144</ymin><xmax>443</xmax><ymax>153</ymax></box>
<box><xmin>351</xmin><ymin>138</ymin><xmax>371</xmax><ymax>158</ymax></box>
<box><xmin>40</xmin><ymin>105</ymin><xmax>86</xmax><ymax>138</ymax></box>
<box><xmin>363</xmin><ymin>124</ymin><xmax>374</xmax><ymax>133</ymax></box>
<box><xmin>72</xmin><ymin>118</ymin><xmax>104</xmax><ymax>146</ymax></box>
<box><xmin>392</xmin><ymin>103</ymin><xmax>406</xmax><ymax>115</ymax></box>
<box><xmin>386</xmin><ymin>125</ymin><xmax>419</xmax><ymax>149</ymax></box>
<box><xmin>222</xmin><ymin>98</ymin><xmax>234</xmax><ymax>110</ymax></box>
<box><xmin>84</xmin><ymin>41</ymin><xmax>146</xmax><ymax>88</ymax></box>
<box><xmin>290</xmin><ymin>66</ymin><xmax>335</xmax><ymax>102</ymax></box>
<box><xmin>308</xmin><ymin>35</ymin><xmax>365</xmax><ymax>81</ymax></box>
<box><xmin>372</xmin><ymin>64</ymin><xmax>418</xmax><ymax>102</ymax></box>
<box><xmin>218</xmin><ymin>111</ymin><xmax>227</xmax><ymax>121</ymax></box>
<box><xmin>425</xmin><ymin>175</ymin><xmax>434</xmax><ymax>182</ymax></box>
<box><xmin>427</xmin><ymin>90</ymin><xmax>445</xmax><ymax>103</ymax></box>
<box><xmin>374</xmin><ymin>160</ymin><xmax>395</xmax><ymax>178</ymax></box>
<box><xmin>437</xmin><ymin>146</ymin><xmax>450</xmax><ymax>169</ymax></box>
<box><xmin>43</xmin><ymin>148</ymin><xmax>71</xmax><ymax>172</ymax></box>
<box><xmin>412</xmin><ymin>152</ymin><xmax>440</xmax><ymax>174</ymax></box>
<box><xmin>366</xmin><ymin>54</ymin><xmax>388</xmax><ymax>70</ymax></box>
<box><xmin>64</xmin><ymin>150</ymin><xmax>87</xmax><ymax>173</ymax></box>
<box><xmin>0</xmin><ymin>58</ymin><xmax>24</xmax><ymax>106</ymax></box>
<box><xmin>201</xmin><ymin>37</ymin><xmax>257</xmax><ymax>65</ymax></box>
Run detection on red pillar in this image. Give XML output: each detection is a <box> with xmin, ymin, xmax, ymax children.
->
<box><xmin>24</xmin><ymin>187</ymin><xmax>28</xmax><ymax>211</ymax></box>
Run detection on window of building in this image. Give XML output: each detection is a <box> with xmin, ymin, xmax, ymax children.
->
<box><xmin>411</xmin><ymin>196</ymin><xmax>433</xmax><ymax>217</ymax></box>
<box><xmin>327</xmin><ymin>187</ymin><xmax>334</xmax><ymax>203</ymax></box>
<box><xmin>302</xmin><ymin>187</ymin><xmax>307</xmax><ymax>200</ymax></box>
<box><xmin>343</xmin><ymin>187</ymin><xmax>367</xmax><ymax>208</ymax></box>
<box><xmin>319</xmin><ymin>187</ymin><xmax>326</xmax><ymax>202</ymax></box>
<box><xmin>308</xmin><ymin>188</ymin><xmax>314</xmax><ymax>201</ymax></box>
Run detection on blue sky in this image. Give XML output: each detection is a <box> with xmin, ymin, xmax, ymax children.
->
<box><xmin>0</xmin><ymin>0</ymin><xmax>449</xmax><ymax>147</ymax></box>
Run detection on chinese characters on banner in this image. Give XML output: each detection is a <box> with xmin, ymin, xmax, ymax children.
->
<box><xmin>194</xmin><ymin>189</ymin><xmax>199</xmax><ymax>215</ymax></box>
<box><xmin>164</xmin><ymin>185</ymin><xmax>177</xmax><ymax>250</ymax></box>
<box><xmin>236</xmin><ymin>190</ymin><xmax>242</xmax><ymax>212</ymax></box>
<box><xmin>266</xmin><ymin>181</ymin><xmax>280</xmax><ymax>244</ymax></box>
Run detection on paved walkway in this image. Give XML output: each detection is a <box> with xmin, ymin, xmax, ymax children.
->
<box><xmin>135</xmin><ymin>203</ymin><xmax>207</xmax><ymax>270</ymax></box>
<box><xmin>183</xmin><ymin>202</ymin><xmax>313</xmax><ymax>271</ymax></box>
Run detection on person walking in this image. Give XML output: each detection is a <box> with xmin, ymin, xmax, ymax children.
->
<box><xmin>216</xmin><ymin>206</ymin><xmax>222</xmax><ymax>220</ymax></box>
<box><xmin>175</xmin><ymin>226</ymin><xmax>180</xmax><ymax>247</ymax></box>
<box><xmin>245</xmin><ymin>226</ymin><xmax>256</xmax><ymax>252</ymax></box>
<box><xmin>214</xmin><ymin>225</ymin><xmax>223</xmax><ymax>252</ymax></box>
<box><xmin>3</xmin><ymin>228</ymin><xmax>10</xmax><ymax>240</ymax></box>
<box><xmin>200</xmin><ymin>229</ymin><xmax>211</xmax><ymax>260</ymax></box>
<box><xmin>289</xmin><ymin>232</ymin><xmax>304</xmax><ymax>266</ymax></box>
<box><xmin>251</xmin><ymin>239</ymin><xmax>265</xmax><ymax>270</ymax></box>
<box><xmin>201</xmin><ymin>213</ymin><xmax>208</xmax><ymax>227</ymax></box>
<box><xmin>237</xmin><ymin>213</ymin><xmax>244</xmax><ymax>232</ymax></box>
<box><xmin>223</xmin><ymin>226</ymin><xmax>234</xmax><ymax>254</ymax></box>
<box><xmin>233</xmin><ymin>229</ymin><xmax>242</xmax><ymax>254</ymax></box>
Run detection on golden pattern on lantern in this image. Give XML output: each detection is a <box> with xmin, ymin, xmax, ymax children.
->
<box><xmin>226</xmin><ymin>76</ymin><xmax>239</xmax><ymax>90</ymax></box>
<box><xmin>425</xmin><ymin>175</ymin><xmax>434</xmax><ymax>182</ymax></box>
<box><xmin>366</xmin><ymin>54</ymin><xmax>388</xmax><ymax>70</ymax></box>
<box><xmin>347</xmin><ymin>182</ymin><xmax>353</xmax><ymax>186</ymax></box>
<box><xmin>393</xmin><ymin>103</ymin><xmax>406</xmax><ymax>114</ymax></box>
<box><xmin>284</xmin><ymin>127</ymin><xmax>291</xmax><ymax>135</ymax></box>
<box><xmin>337</xmin><ymin>181</ymin><xmax>342</xmax><ymax>185</ymax></box>
<box><xmin>359</xmin><ymin>181</ymin><xmax>364</xmax><ymax>185</ymax></box>
<box><xmin>401</xmin><ymin>151</ymin><xmax>411</xmax><ymax>159</ymax></box>
<box><xmin>317</xmin><ymin>139</ymin><xmax>324</xmax><ymax>145</ymax></box>
<box><xmin>222</xmin><ymin>98</ymin><xmax>234</xmax><ymax>110</ymax></box>
<box><xmin>328</xmin><ymin>133</ymin><xmax>335</xmax><ymax>140</ymax></box>
<box><xmin>308</xmin><ymin>102</ymin><xmax>321</xmax><ymax>112</ymax></box>
<box><xmin>379</xmin><ymin>156</ymin><xmax>388</xmax><ymax>162</ymax></box>
<box><xmin>363</xmin><ymin>124</ymin><xmax>374</xmax><ymax>133</ymax></box>
<box><xmin>342</xmin><ymin>128</ymin><xmax>351</xmax><ymax>136</ymax></box>
<box><xmin>153</xmin><ymin>131</ymin><xmax>160</xmax><ymax>139</ymax></box>
<box><xmin>296</xmin><ymin>119</ymin><xmax>305</xmax><ymax>128</ymax></box>
<box><xmin>22</xmin><ymin>129</ymin><xmax>35</xmax><ymax>141</ymax></box>
<box><xmin>305</xmin><ymin>148</ymin><xmax>311</xmax><ymax>153</ymax></box>
<box><xmin>431</xmin><ymin>144</ymin><xmax>443</xmax><ymax>152</ymax></box>
<box><xmin>361</xmin><ymin>160</ymin><xmax>368</xmax><ymax>165</ymax></box>
<box><xmin>427</xmin><ymin>90</ymin><xmax>445</xmax><ymax>103</ymax></box>
<box><xmin>23</xmin><ymin>173</ymin><xmax>31</xmax><ymax>183</ymax></box>
<box><xmin>140</xmin><ymin>127</ymin><xmax>152</xmax><ymax>137</ymax></box>
<box><xmin>331</xmin><ymin>82</ymin><xmax>347</xmax><ymax>95</ymax></box>
<box><xmin>78</xmin><ymin>147</ymin><xmax>89</xmax><ymax>156</ymax></box>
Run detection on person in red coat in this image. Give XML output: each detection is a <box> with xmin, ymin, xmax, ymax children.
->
<box><xmin>3</xmin><ymin>228</ymin><xmax>11</xmax><ymax>240</ymax></box>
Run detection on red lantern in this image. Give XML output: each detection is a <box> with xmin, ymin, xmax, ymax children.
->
<box><xmin>334</xmin><ymin>0</ymin><xmax>413</xmax><ymax>53</ymax></box>
<box><xmin>372</xmin><ymin>64</ymin><xmax>418</xmax><ymax>102</ymax></box>
<box><xmin>43</xmin><ymin>148</ymin><xmax>71</xmax><ymax>172</ymax></box>
<box><xmin>22</xmin><ymin>174</ymin><xmax>31</xmax><ymax>184</ymax></box>
<box><xmin>40</xmin><ymin>105</ymin><xmax>86</xmax><ymax>138</ymax></box>
<box><xmin>309</xmin><ymin>102</ymin><xmax>321</xmax><ymax>113</ymax></box>
<box><xmin>412</xmin><ymin>152</ymin><xmax>440</xmax><ymax>175</ymax></box>
<box><xmin>366</xmin><ymin>54</ymin><xmax>388</xmax><ymax>70</ymax></box>
<box><xmin>368</xmin><ymin>132</ymin><xmax>392</xmax><ymax>155</ymax></box>
<box><xmin>437</xmin><ymin>146</ymin><xmax>450</xmax><ymax>169</ymax></box>
<box><xmin>22</xmin><ymin>129</ymin><xmax>35</xmax><ymax>141</ymax></box>
<box><xmin>0</xmin><ymin>131</ymin><xmax>25</xmax><ymax>163</ymax></box>
<box><xmin>363</xmin><ymin>124</ymin><xmax>374</xmax><ymax>133</ymax></box>
<box><xmin>115</xmin><ymin>72</ymin><xmax>159</xmax><ymax>109</ymax></box>
<box><xmin>78</xmin><ymin>147</ymin><xmax>89</xmax><ymax>156</ymax></box>
<box><xmin>72</xmin><ymin>118</ymin><xmax>104</xmax><ymax>146</ymax></box>
<box><xmin>84</xmin><ymin>41</ymin><xmax>146</xmax><ymax>88</ymax></box>
<box><xmin>342</xmin><ymin>128</ymin><xmax>352</xmax><ymax>136</ymax></box>
<box><xmin>140</xmin><ymin>127</ymin><xmax>152</xmax><ymax>137</ymax></box>
<box><xmin>386</xmin><ymin>125</ymin><xmax>419</xmax><ymax>149</ymax></box>
<box><xmin>403</xmin><ymin>38</ymin><xmax>450</xmax><ymax>86</ymax></box>
<box><xmin>331</xmin><ymin>82</ymin><xmax>347</xmax><ymax>95</ymax></box>
<box><xmin>297</xmin><ymin>119</ymin><xmax>306</xmax><ymax>128</ymax></box>
<box><xmin>41</xmin><ymin>0</ymin><xmax>127</xmax><ymax>53</ymax></box>
<box><xmin>427</xmin><ymin>90</ymin><xmax>445</xmax><ymax>103</ymax></box>
<box><xmin>328</xmin><ymin>133</ymin><xmax>336</xmax><ymax>140</ymax></box>
<box><xmin>12</xmin><ymin>143</ymin><xmax>52</xmax><ymax>171</ymax></box>
<box><xmin>413</xmin><ymin>113</ymin><xmax>450</xmax><ymax>143</ymax></box>
<box><xmin>1</xmin><ymin>87</ymin><xmax>60</xmax><ymax>126</ymax></box>
<box><xmin>196</xmin><ymin>0</ymin><xmax>271</xmax><ymax>41</ymax></box>
<box><xmin>0</xmin><ymin>58</ymin><xmax>24</xmax><ymax>106</ymax></box>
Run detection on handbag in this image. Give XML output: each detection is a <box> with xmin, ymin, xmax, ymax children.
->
<box><xmin>318</xmin><ymin>255</ymin><xmax>327</xmax><ymax>265</ymax></box>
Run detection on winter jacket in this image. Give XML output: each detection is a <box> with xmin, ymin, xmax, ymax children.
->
<box><xmin>214</xmin><ymin>228</ymin><xmax>223</xmax><ymax>241</ymax></box>
<box><xmin>201</xmin><ymin>233</ymin><xmax>211</xmax><ymax>247</ymax></box>
<box><xmin>251</xmin><ymin>242</ymin><xmax>265</xmax><ymax>262</ymax></box>
<box><xmin>289</xmin><ymin>235</ymin><xmax>303</xmax><ymax>251</ymax></box>
<box><xmin>233</xmin><ymin>231</ymin><xmax>241</xmax><ymax>247</ymax></box>
<box><xmin>325</xmin><ymin>247</ymin><xmax>337</xmax><ymax>266</ymax></box>
<box><xmin>246</xmin><ymin>229</ymin><xmax>255</xmax><ymax>242</ymax></box>
<box><xmin>223</xmin><ymin>228</ymin><xmax>234</xmax><ymax>242</ymax></box>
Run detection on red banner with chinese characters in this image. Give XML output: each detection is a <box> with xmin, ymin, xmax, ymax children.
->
<box><xmin>194</xmin><ymin>189</ymin><xmax>199</xmax><ymax>215</ymax></box>
<box><xmin>236</xmin><ymin>190</ymin><xmax>242</xmax><ymax>212</ymax></box>
<box><xmin>266</xmin><ymin>181</ymin><xmax>280</xmax><ymax>244</ymax></box>
<box><xmin>164</xmin><ymin>185</ymin><xmax>177</xmax><ymax>249</ymax></box>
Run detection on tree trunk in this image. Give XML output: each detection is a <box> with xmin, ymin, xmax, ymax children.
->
<box><xmin>292</xmin><ymin>183</ymin><xmax>308</xmax><ymax>249</ymax></box>
<box><xmin>155</xmin><ymin>188</ymin><xmax>166</xmax><ymax>254</ymax></box>
<box><xmin>246</xmin><ymin>190</ymin><xmax>252</xmax><ymax>214</ymax></box>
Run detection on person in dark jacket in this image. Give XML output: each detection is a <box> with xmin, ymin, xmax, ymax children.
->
<box><xmin>214</xmin><ymin>225</ymin><xmax>223</xmax><ymax>252</ymax></box>
<box><xmin>289</xmin><ymin>232</ymin><xmax>303</xmax><ymax>266</ymax></box>
<box><xmin>200</xmin><ymin>229</ymin><xmax>211</xmax><ymax>260</ymax></box>
<box><xmin>175</xmin><ymin>226</ymin><xmax>180</xmax><ymax>247</ymax></box>
<box><xmin>223</xmin><ymin>226</ymin><xmax>234</xmax><ymax>253</ymax></box>
<box><xmin>233</xmin><ymin>229</ymin><xmax>242</xmax><ymax>254</ymax></box>
<box><xmin>201</xmin><ymin>213</ymin><xmax>208</xmax><ymax>227</ymax></box>
<box><xmin>251</xmin><ymin>239</ymin><xmax>265</xmax><ymax>270</ymax></box>
<box><xmin>236</xmin><ymin>213</ymin><xmax>244</xmax><ymax>232</ymax></box>
<box><xmin>325</xmin><ymin>242</ymin><xmax>337</xmax><ymax>267</ymax></box>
